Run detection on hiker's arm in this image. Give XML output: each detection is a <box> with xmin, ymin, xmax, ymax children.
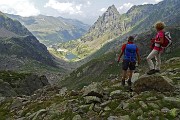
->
<box><xmin>136</xmin><ymin>51</ymin><xmax>141</xmax><ymax>65</ymax></box>
<box><xmin>155</xmin><ymin>38</ymin><xmax>164</xmax><ymax>44</ymax></box>
<box><xmin>118</xmin><ymin>44</ymin><xmax>125</xmax><ymax>62</ymax></box>
<box><xmin>117</xmin><ymin>50</ymin><xmax>123</xmax><ymax>62</ymax></box>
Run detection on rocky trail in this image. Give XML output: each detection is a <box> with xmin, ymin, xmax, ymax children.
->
<box><xmin>0</xmin><ymin>62</ymin><xmax>180</xmax><ymax>119</ymax></box>
<box><xmin>0</xmin><ymin>58</ymin><xmax>180</xmax><ymax>120</ymax></box>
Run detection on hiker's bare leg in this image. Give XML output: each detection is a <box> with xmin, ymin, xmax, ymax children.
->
<box><xmin>129</xmin><ymin>70</ymin><xmax>133</xmax><ymax>80</ymax></box>
<box><xmin>121</xmin><ymin>70</ymin><xmax>127</xmax><ymax>86</ymax></box>
<box><xmin>128</xmin><ymin>70</ymin><xmax>133</xmax><ymax>86</ymax></box>
<box><xmin>122</xmin><ymin>70</ymin><xmax>127</xmax><ymax>79</ymax></box>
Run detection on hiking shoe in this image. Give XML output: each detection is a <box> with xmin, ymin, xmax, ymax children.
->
<box><xmin>147</xmin><ymin>69</ymin><xmax>156</xmax><ymax>75</ymax></box>
<box><xmin>121</xmin><ymin>79</ymin><xmax>125</xmax><ymax>86</ymax></box>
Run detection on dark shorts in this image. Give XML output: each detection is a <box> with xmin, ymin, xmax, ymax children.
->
<box><xmin>122</xmin><ymin>60</ymin><xmax>136</xmax><ymax>71</ymax></box>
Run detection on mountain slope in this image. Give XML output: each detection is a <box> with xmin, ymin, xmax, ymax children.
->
<box><xmin>128</xmin><ymin>0</ymin><xmax>180</xmax><ymax>34</ymax></box>
<box><xmin>58</xmin><ymin>16</ymin><xmax>90</xmax><ymax>31</ymax></box>
<box><xmin>0</xmin><ymin>11</ymin><xmax>57</xmax><ymax>67</ymax></box>
<box><xmin>6</xmin><ymin>14</ymin><xmax>90</xmax><ymax>46</ymax></box>
<box><xmin>0</xmin><ymin>36</ymin><xmax>55</xmax><ymax>66</ymax></box>
<box><xmin>0</xmin><ymin>12</ymin><xmax>32</xmax><ymax>37</ymax></box>
<box><xmin>0</xmin><ymin>11</ymin><xmax>69</xmax><ymax>84</ymax></box>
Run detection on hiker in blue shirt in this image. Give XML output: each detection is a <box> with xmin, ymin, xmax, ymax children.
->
<box><xmin>117</xmin><ymin>36</ymin><xmax>141</xmax><ymax>89</ymax></box>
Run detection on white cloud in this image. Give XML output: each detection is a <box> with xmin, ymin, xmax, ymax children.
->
<box><xmin>100</xmin><ymin>8</ymin><xmax>106</xmax><ymax>12</ymax></box>
<box><xmin>0</xmin><ymin>0</ymin><xmax>40</xmax><ymax>17</ymax></box>
<box><xmin>44</xmin><ymin>0</ymin><xmax>83</xmax><ymax>15</ymax></box>
<box><xmin>142</xmin><ymin>2</ymin><xmax>149</xmax><ymax>5</ymax></box>
<box><xmin>87</xmin><ymin>1</ymin><xmax>91</xmax><ymax>5</ymax></box>
<box><xmin>155</xmin><ymin>0</ymin><xmax>163</xmax><ymax>3</ymax></box>
<box><xmin>118</xmin><ymin>3</ymin><xmax>133</xmax><ymax>14</ymax></box>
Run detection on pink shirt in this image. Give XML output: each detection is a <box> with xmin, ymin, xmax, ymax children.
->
<box><xmin>154</xmin><ymin>30</ymin><xmax>164</xmax><ymax>51</ymax></box>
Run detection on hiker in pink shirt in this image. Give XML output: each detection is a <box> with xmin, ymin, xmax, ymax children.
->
<box><xmin>146</xmin><ymin>22</ymin><xmax>165</xmax><ymax>75</ymax></box>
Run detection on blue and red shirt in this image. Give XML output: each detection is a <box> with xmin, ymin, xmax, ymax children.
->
<box><xmin>118</xmin><ymin>42</ymin><xmax>139</xmax><ymax>62</ymax></box>
<box><xmin>121</xmin><ymin>42</ymin><xmax>138</xmax><ymax>52</ymax></box>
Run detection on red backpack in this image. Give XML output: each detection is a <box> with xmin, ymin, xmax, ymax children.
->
<box><xmin>162</xmin><ymin>32</ymin><xmax>172</xmax><ymax>48</ymax></box>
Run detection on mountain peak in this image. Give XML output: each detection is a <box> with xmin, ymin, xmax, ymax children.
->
<box><xmin>108</xmin><ymin>4</ymin><xmax>116</xmax><ymax>9</ymax></box>
<box><xmin>80</xmin><ymin>4</ymin><xmax>121</xmax><ymax>43</ymax></box>
<box><xmin>101</xmin><ymin>5</ymin><xmax>120</xmax><ymax>20</ymax></box>
<box><xmin>106</xmin><ymin>4</ymin><xmax>119</xmax><ymax>14</ymax></box>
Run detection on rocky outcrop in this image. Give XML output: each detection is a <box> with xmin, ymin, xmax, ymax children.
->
<box><xmin>133</xmin><ymin>75</ymin><xmax>175</xmax><ymax>93</ymax></box>
<box><xmin>0</xmin><ymin>79</ymin><xmax>17</xmax><ymax>97</ymax></box>
<box><xmin>82</xmin><ymin>82</ymin><xmax>104</xmax><ymax>98</ymax></box>
<box><xmin>82</xmin><ymin>82</ymin><xmax>104</xmax><ymax>104</ymax></box>
<box><xmin>0</xmin><ymin>71</ymin><xmax>50</xmax><ymax>97</ymax></box>
<box><xmin>18</xmin><ymin>74</ymin><xmax>50</xmax><ymax>96</ymax></box>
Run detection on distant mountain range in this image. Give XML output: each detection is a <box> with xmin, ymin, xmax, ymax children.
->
<box><xmin>57</xmin><ymin>0</ymin><xmax>180</xmax><ymax>61</ymax></box>
<box><xmin>6</xmin><ymin>14</ymin><xmax>90</xmax><ymax>46</ymax></box>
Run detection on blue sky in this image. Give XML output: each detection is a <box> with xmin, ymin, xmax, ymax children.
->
<box><xmin>0</xmin><ymin>0</ymin><xmax>163</xmax><ymax>24</ymax></box>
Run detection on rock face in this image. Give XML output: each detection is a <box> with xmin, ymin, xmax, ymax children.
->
<box><xmin>133</xmin><ymin>75</ymin><xmax>175</xmax><ymax>93</ymax></box>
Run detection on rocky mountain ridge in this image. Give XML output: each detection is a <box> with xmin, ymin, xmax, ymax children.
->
<box><xmin>82</xmin><ymin>5</ymin><xmax>122</xmax><ymax>42</ymax></box>
<box><xmin>0</xmin><ymin>12</ymin><xmax>32</xmax><ymax>37</ymax></box>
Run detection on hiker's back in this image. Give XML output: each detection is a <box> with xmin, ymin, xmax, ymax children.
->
<box><xmin>124</xmin><ymin>44</ymin><xmax>137</xmax><ymax>62</ymax></box>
